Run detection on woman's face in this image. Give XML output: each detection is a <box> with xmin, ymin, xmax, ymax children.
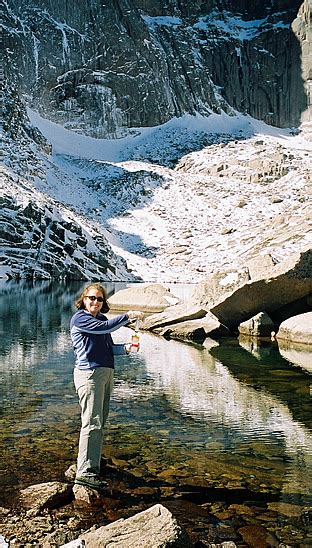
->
<box><xmin>83</xmin><ymin>287</ymin><xmax>104</xmax><ymax>317</ymax></box>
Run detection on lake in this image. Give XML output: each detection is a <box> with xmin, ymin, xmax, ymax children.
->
<box><xmin>1</xmin><ymin>280</ymin><xmax>311</xmax><ymax>545</ymax></box>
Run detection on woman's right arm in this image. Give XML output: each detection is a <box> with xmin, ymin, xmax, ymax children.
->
<box><xmin>72</xmin><ymin>311</ymin><xmax>130</xmax><ymax>334</ymax></box>
<box><xmin>72</xmin><ymin>310</ymin><xmax>144</xmax><ymax>335</ymax></box>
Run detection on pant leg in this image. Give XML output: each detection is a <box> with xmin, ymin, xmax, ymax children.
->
<box><xmin>74</xmin><ymin>367</ymin><xmax>114</xmax><ymax>478</ymax></box>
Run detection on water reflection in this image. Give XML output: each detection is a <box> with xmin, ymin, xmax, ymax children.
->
<box><xmin>0</xmin><ymin>280</ymin><xmax>75</xmax><ymax>368</ymax></box>
<box><xmin>277</xmin><ymin>339</ymin><xmax>312</xmax><ymax>374</ymax></box>
<box><xmin>1</xmin><ymin>281</ymin><xmax>312</xmax><ymax>507</ymax></box>
<box><xmin>212</xmin><ymin>338</ymin><xmax>311</xmax><ymax>428</ymax></box>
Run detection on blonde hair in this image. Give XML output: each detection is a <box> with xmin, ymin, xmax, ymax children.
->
<box><xmin>75</xmin><ymin>283</ymin><xmax>109</xmax><ymax>313</ymax></box>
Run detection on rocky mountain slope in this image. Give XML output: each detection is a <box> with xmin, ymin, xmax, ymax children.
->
<box><xmin>1</xmin><ymin>90</ymin><xmax>311</xmax><ymax>282</ymax></box>
<box><xmin>1</xmin><ymin>87</ymin><xmax>135</xmax><ymax>281</ymax></box>
<box><xmin>1</xmin><ymin>1</ymin><xmax>311</xmax><ymax>282</ymax></box>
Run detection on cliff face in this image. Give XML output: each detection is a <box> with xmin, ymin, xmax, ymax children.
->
<box><xmin>2</xmin><ymin>0</ymin><xmax>309</xmax><ymax>137</ymax></box>
<box><xmin>292</xmin><ymin>0</ymin><xmax>312</xmax><ymax>124</ymax></box>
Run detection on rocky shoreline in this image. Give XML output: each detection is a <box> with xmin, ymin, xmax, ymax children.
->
<box><xmin>1</xmin><ymin>451</ymin><xmax>312</xmax><ymax>547</ymax></box>
<box><xmin>108</xmin><ymin>248</ymin><xmax>312</xmax><ymax>347</ymax></box>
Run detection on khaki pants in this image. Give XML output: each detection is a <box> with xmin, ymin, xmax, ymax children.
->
<box><xmin>74</xmin><ymin>367</ymin><xmax>114</xmax><ymax>478</ymax></box>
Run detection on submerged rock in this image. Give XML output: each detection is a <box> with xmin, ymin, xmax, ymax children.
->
<box><xmin>238</xmin><ymin>524</ymin><xmax>279</xmax><ymax>548</ymax></box>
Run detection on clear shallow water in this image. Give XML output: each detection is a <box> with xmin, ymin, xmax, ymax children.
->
<box><xmin>1</xmin><ymin>280</ymin><xmax>312</xmax><ymax>512</ymax></box>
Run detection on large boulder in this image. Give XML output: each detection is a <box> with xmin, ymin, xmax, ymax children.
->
<box><xmin>192</xmin><ymin>249</ymin><xmax>312</xmax><ymax>329</ymax></box>
<box><xmin>276</xmin><ymin>312</ymin><xmax>312</xmax><ymax>346</ymax></box>
<box><xmin>61</xmin><ymin>503</ymin><xmax>193</xmax><ymax>547</ymax></box>
<box><xmin>108</xmin><ymin>284</ymin><xmax>180</xmax><ymax>313</ymax></box>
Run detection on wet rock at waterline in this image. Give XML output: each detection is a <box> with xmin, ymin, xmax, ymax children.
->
<box><xmin>156</xmin><ymin>313</ymin><xmax>229</xmax><ymax>342</ymax></box>
<box><xmin>238</xmin><ymin>312</ymin><xmax>277</xmax><ymax>338</ymax></box>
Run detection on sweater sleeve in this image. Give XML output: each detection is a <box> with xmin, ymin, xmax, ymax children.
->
<box><xmin>72</xmin><ymin>311</ymin><xmax>130</xmax><ymax>334</ymax></box>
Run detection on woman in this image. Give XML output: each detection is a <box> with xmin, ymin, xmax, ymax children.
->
<box><xmin>70</xmin><ymin>282</ymin><xmax>143</xmax><ymax>490</ymax></box>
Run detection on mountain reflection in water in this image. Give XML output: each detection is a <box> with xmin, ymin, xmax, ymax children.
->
<box><xmin>0</xmin><ymin>280</ymin><xmax>311</xmax><ymax>509</ymax></box>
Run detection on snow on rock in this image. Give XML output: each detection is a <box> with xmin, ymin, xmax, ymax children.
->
<box><xmin>0</xmin><ymin>165</ymin><xmax>134</xmax><ymax>281</ymax></box>
<box><xmin>1</xmin><ymin>106</ymin><xmax>311</xmax><ymax>283</ymax></box>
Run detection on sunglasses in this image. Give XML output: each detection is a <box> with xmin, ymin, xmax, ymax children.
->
<box><xmin>85</xmin><ymin>295</ymin><xmax>104</xmax><ymax>302</ymax></box>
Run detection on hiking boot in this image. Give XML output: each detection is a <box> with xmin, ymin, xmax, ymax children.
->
<box><xmin>74</xmin><ymin>476</ymin><xmax>109</xmax><ymax>491</ymax></box>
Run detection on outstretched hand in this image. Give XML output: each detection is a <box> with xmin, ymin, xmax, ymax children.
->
<box><xmin>127</xmin><ymin>310</ymin><xmax>144</xmax><ymax>320</ymax></box>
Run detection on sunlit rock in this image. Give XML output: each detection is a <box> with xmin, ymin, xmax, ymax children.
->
<box><xmin>64</xmin><ymin>464</ymin><xmax>76</xmax><ymax>482</ymax></box>
<box><xmin>72</xmin><ymin>484</ymin><xmax>101</xmax><ymax>504</ymax></box>
<box><xmin>142</xmin><ymin>304</ymin><xmax>207</xmax><ymax>331</ymax></box>
<box><xmin>192</xmin><ymin>248</ymin><xmax>312</xmax><ymax>329</ymax></box>
<box><xmin>276</xmin><ymin>312</ymin><xmax>312</xmax><ymax>346</ymax></box>
<box><xmin>19</xmin><ymin>482</ymin><xmax>72</xmax><ymax>515</ymax></box>
<box><xmin>61</xmin><ymin>503</ymin><xmax>193</xmax><ymax>547</ymax></box>
<box><xmin>108</xmin><ymin>283</ymin><xmax>180</xmax><ymax>313</ymax></box>
<box><xmin>245</xmin><ymin>255</ymin><xmax>276</xmax><ymax>281</ymax></box>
